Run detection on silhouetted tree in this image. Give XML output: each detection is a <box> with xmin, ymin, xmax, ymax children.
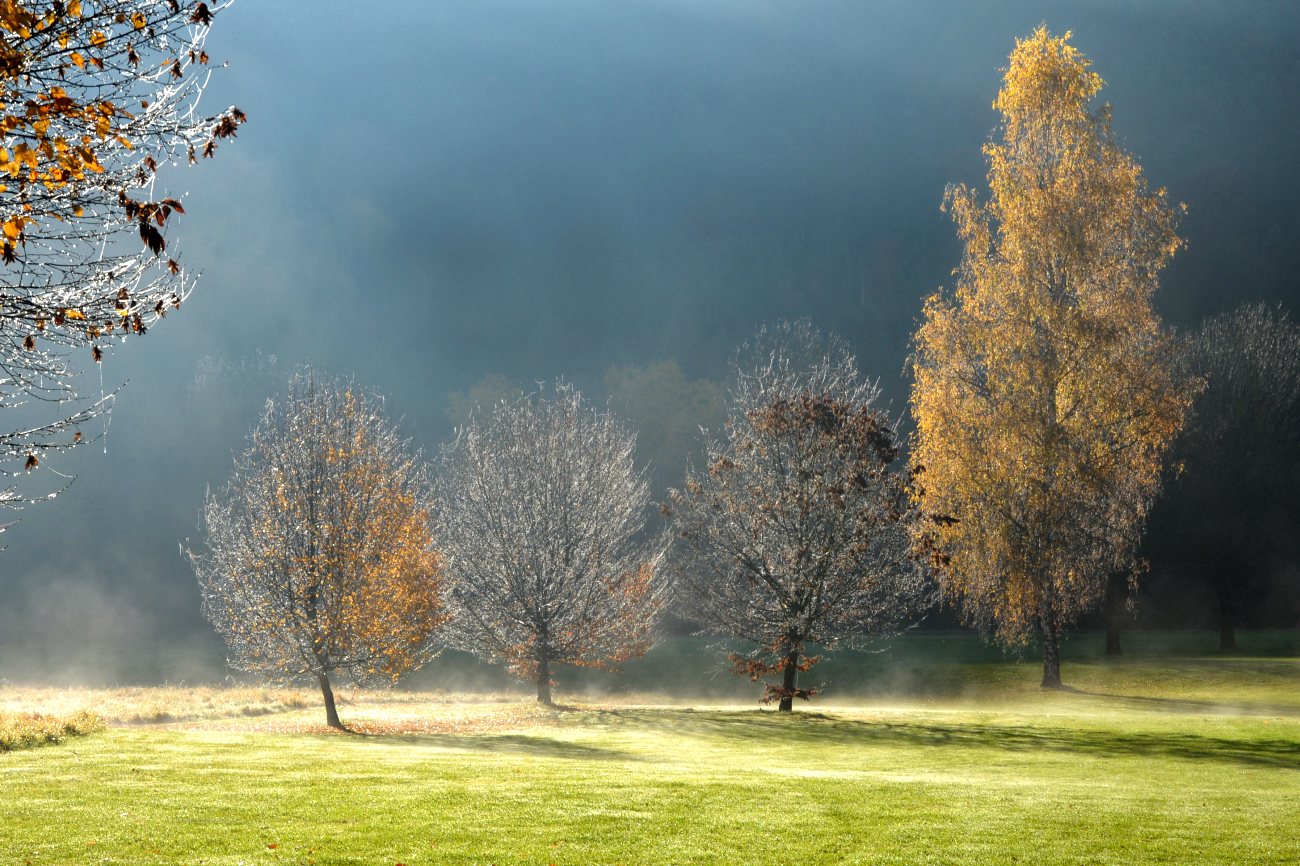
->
<box><xmin>668</xmin><ymin>322</ymin><xmax>930</xmax><ymax>711</ymax></box>
<box><xmin>435</xmin><ymin>383</ymin><xmax>669</xmax><ymax>705</ymax></box>
<box><xmin>909</xmin><ymin>29</ymin><xmax>1195</xmax><ymax>687</ymax></box>
<box><xmin>190</xmin><ymin>370</ymin><xmax>446</xmax><ymax>729</ymax></box>
<box><xmin>1147</xmin><ymin>303</ymin><xmax>1300</xmax><ymax>650</ymax></box>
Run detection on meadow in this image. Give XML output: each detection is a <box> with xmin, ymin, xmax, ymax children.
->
<box><xmin>2</xmin><ymin>631</ymin><xmax>1298</xmax><ymax>865</ymax></box>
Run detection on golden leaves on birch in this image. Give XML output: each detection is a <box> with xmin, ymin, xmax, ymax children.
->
<box><xmin>910</xmin><ymin>28</ymin><xmax>1197</xmax><ymax>645</ymax></box>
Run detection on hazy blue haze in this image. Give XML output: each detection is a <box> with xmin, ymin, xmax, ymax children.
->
<box><xmin>1</xmin><ymin>0</ymin><xmax>1296</xmax><ymax>681</ymax></box>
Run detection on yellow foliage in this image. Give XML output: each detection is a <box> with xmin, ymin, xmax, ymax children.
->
<box><xmin>910</xmin><ymin>29</ymin><xmax>1198</xmax><ymax>648</ymax></box>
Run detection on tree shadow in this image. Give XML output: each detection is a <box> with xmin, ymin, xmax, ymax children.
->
<box><xmin>1068</xmin><ymin>689</ymin><xmax>1300</xmax><ymax>718</ymax></box>
<box><xmin>366</xmin><ymin>732</ymin><xmax>640</xmax><ymax>762</ymax></box>
<box><xmin>580</xmin><ymin>708</ymin><xmax>1300</xmax><ymax>769</ymax></box>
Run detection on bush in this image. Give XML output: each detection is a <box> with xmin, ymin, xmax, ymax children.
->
<box><xmin>0</xmin><ymin>709</ymin><xmax>105</xmax><ymax>752</ymax></box>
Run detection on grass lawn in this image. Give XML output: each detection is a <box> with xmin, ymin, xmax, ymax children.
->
<box><xmin>2</xmin><ymin>633</ymin><xmax>1299</xmax><ymax>865</ymax></box>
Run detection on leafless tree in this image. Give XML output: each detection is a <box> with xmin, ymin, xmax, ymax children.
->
<box><xmin>435</xmin><ymin>382</ymin><xmax>670</xmax><ymax>705</ymax></box>
<box><xmin>1147</xmin><ymin>303</ymin><xmax>1300</xmax><ymax>649</ymax></box>
<box><xmin>189</xmin><ymin>369</ymin><xmax>446</xmax><ymax>729</ymax></box>
<box><xmin>0</xmin><ymin>0</ymin><xmax>245</xmax><ymax>506</ymax></box>
<box><xmin>667</xmin><ymin>322</ymin><xmax>931</xmax><ymax>711</ymax></box>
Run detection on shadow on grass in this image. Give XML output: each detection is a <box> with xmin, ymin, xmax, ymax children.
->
<box><xmin>368</xmin><ymin>732</ymin><xmax>639</xmax><ymax>762</ymax></box>
<box><xmin>577</xmin><ymin>708</ymin><xmax>1300</xmax><ymax>769</ymax></box>
<box><xmin>1069</xmin><ymin>689</ymin><xmax>1300</xmax><ymax>718</ymax></box>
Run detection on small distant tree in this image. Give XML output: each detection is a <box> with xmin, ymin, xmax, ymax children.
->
<box><xmin>667</xmin><ymin>322</ymin><xmax>930</xmax><ymax>712</ymax></box>
<box><xmin>910</xmin><ymin>29</ymin><xmax>1195</xmax><ymax>686</ymax></box>
<box><xmin>604</xmin><ymin>360</ymin><xmax>725</xmax><ymax>494</ymax></box>
<box><xmin>445</xmin><ymin>374</ymin><xmax>523</xmax><ymax>428</ymax></box>
<box><xmin>1146</xmin><ymin>304</ymin><xmax>1300</xmax><ymax>650</ymax></box>
<box><xmin>0</xmin><ymin>0</ymin><xmax>245</xmax><ymax>503</ymax></box>
<box><xmin>435</xmin><ymin>383</ymin><xmax>669</xmax><ymax>705</ymax></box>
<box><xmin>190</xmin><ymin>370</ymin><xmax>445</xmax><ymax>730</ymax></box>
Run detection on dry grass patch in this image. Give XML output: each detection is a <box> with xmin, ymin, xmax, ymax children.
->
<box><xmin>0</xmin><ymin>684</ymin><xmax>314</xmax><ymax>724</ymax></box>
<box><xmin>0</xmin><ymin>708</ymin><xmax>103</xmax><ymax>751</ymax></box>
<box><xmin>0</xmin><ymin>684</ymin><xmax>559</xmax><ymax>734</ymax></box>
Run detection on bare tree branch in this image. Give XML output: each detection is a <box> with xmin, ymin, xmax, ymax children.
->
<box><xmin>0</xmin><ymin>0</ymin><xmax>245</xmax><ymax>505</ymax></box>
<box><xmin>435</xmin><ymin>382</ymin><xmax>670</xmax><ymax>705</ymax></box>
<box><xmin>669</xmin><ymin>321</ymin><xmax>932</xmax><ymax>711</ymax></box>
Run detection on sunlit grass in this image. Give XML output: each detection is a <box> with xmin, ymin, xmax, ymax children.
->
<box><xmin>2</xmin><ymin>635</ymin><xmax>1298</xmax><ymax>864</ymax></box>
<box><xmin>3</xmin><ymin>702</ymin><xmax>1298</xmax><ymax>864</ymax></box>
<box><xmin>0</xmin><ymin>684</ymin><xmax>317</xmax><ymax>724</ymax></box>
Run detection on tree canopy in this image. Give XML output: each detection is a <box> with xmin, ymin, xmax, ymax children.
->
<box><xmin>191</xmin><ymin>370</ymin><xmax>445</xmax><ymax>729</ymax></box>
<box><xmin>604</xmin><ymin>360</ymin><xmax>725</xmax><ymax>495</ymax></box>
<box><xmin>435</xmin><ymin>383</ymin><xmax>669</xmax><ymax>705</ymax></box>
<box><xmin>910</xmin><ymin>28</ymin><xmax>1195</xmax><ymax>686</ymax></box>
<box><xmin>1145</xmin><ymin>304</ymin><xmax>1300</xmax><ymax>649</ymax></box>
<box><xmin>670</xmin><ymin>322</ymin><xmax>930</xmax><ymax>710</ymax></box>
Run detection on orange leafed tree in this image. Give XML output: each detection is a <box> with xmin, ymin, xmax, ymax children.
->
<box><xmin>0</xmin><ymin>0</ymin><xmax>244</xmax><ymax>503</ymax></box>
<box><xmin>909</xmin><ymin>29</ymin><xmax>1196</xmax><ymax>687</ymax></box>
<box><xmin>190</xmin><ymin>370</ymin><xmax>446</xmax><ymax>729</ymax></box>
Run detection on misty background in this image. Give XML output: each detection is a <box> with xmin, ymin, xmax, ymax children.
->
<box><xmin>1</xmin><ymin>0</ymin><xmax>1297</xmax><ymax>684</ymax></box>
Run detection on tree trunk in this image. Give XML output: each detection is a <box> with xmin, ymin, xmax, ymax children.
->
<box><xmin>536</xmin><ymin>643</ymin><xmax>552</xmax><ymax>705</ymax></box>
<box><xmin>317</xmin><ymin>671</ymin><xmax>344</xmax><ymax>730</ymax></box>
<box><xmin>778</xmin><ymin>651</ymin><xmax>798</xmax><ymax>712</ymax></box>
<box><xmin>1040</xmin><ymin>613</ymin><xmax>1063</xmax><ymax>688</ymax></box>
<box><xmin>1104</xmin><ymin>573</ymin><xmax>1125</xmax><ymax>656</ymax></box>
<box><xmin>1217</xmin><ymin>577</ymin><xmax>1238</xmax><ymax>652</ymax></box>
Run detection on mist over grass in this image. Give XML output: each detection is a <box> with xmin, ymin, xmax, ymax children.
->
<box><xmin>5</xmin><ymin>630</ymin><xmax>1297</xmax><ymax>710</ymax></box>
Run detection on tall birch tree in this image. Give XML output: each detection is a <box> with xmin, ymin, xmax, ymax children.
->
<box><xmin>910</xmin><ymin>28</ymin><xmax>1195</xmax><ymax>686</ymax></box>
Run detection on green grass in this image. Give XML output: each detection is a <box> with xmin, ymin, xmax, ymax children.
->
<box><xmin>3</xmin><ymin>633</ymin><xmax>1300</xmax><ymax>864</ymax></box>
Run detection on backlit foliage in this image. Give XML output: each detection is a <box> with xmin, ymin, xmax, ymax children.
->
<box><xmin>435</xmin><ymin>383</ymin><xmax>669</xmax><ymax>705</ymax></box>
<box><xmin>190</xmin><ymin>371</ymin><xmax>445</xmax><ymax>725</ymax></box>
<box><xmin>910</xmin><ymin>29</ymin><xmax>1194</xmax><ymax>682</ymax></box>
<box><xmin>669</xmin><ymin>322</ymin><xmax>930</xmax><ymax>710</ymax></box>
<box><xmin>0</xmin><ymin>0</ymin><xmax>244</xmax><ymax>503</ymax></box>
<box><xmin>445</xmin><ymin>373</ymin><xmax>522</xmax><ymax>428</ymax></box>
